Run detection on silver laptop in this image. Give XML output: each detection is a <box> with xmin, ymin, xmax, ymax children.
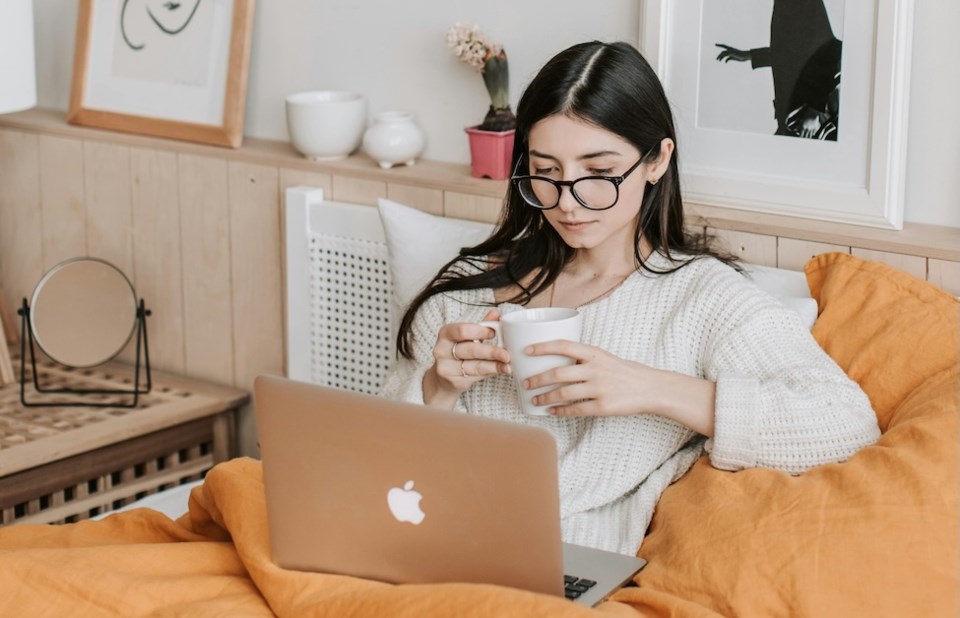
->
<box><xmin>254</xmin><ymin>375</ymin><xmax>646</xmax><ymax>606</ymax></box>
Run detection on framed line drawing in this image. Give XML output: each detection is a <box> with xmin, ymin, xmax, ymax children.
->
<box><xmin>640</xmin><ymin>0</ymin><xmax>913</xmax><ymax>229</ymax></box>
<box><xmin>69</xmin><ymin>0</ymin><xmax>255</xmax><ymax>148</ymax></box>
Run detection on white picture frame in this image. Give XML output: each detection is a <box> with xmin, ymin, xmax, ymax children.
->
<box><xmin>640</xmin><ymin>0</ymin><xmax>913</xmax><ymax>229</ymax></box>
<box><xmin>69</xmin><ymin>0</ymin><xmax>255</xmax><ymax>148</ymax></box>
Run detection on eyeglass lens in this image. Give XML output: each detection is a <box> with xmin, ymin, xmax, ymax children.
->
<box><xmin>516</xmin><ymin>177</ymin><xmax>619</xmax><ymax>210</ymax></box>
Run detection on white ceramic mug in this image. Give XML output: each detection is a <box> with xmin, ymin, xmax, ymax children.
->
<box><xmin>480</xmin><ymin>307</ymin><xmax>582</xmax><ymax>416</ymax></box>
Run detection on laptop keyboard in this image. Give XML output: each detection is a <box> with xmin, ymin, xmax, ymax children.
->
<box><xmin>563</xmin><ymin>574</ymin><xmax>597</xmax><ymax>600</ymax></box>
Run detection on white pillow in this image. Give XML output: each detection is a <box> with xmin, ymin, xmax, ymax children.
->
<box><xmin>741</xmin><ymin>263</ymin><xmax>819</xmax><ymax>329</ymax></box>
<box><xmin>377</xmin><ymin>198</ymin><xmax>494</xmax><ymax>310</ymax></box>
<box><xmin>376</xmin><ymin>198</ymin><xmax>818</xmax><ymax>328</ymax></box>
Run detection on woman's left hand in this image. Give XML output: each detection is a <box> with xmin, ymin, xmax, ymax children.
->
<box><xmin>524</xmin><ymin>340</ymin><xmax>718</xmax><ymax>435</ymax></box>
<box><xmin>522</xmin><ymin>340</ymin><xmax>662</xmax><ymax>417</ymax></box>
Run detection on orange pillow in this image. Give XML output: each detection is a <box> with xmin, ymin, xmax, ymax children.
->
<box><xmin>806</xmin><ymin>253</ymin><xmax>959</xmax><ymax>430</ymax></box>
<box><xmin>631</xmin><ymin>253</ymin><xmax>959</xmax><ymax>617</ymax></box>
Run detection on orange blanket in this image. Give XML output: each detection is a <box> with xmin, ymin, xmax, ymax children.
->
<box><xmin>1</xmin><ymin>253</ymin><xmax>957</xmax><ymax>617</ymax></box>
<box><xmin>0</xmin><ymin>457</ymin><xmax>667</xmax><ymax>617</ymax></box>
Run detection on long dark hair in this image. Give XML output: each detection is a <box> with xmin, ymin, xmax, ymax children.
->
<box><xmin>397</xmin><ymin>41</ymin><xmax>734</xmax><ymax>359</ymax></box>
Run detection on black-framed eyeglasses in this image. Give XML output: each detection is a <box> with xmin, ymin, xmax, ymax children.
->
<box><xmin>510</xmin><ymin>144</ymin><xmax>658</xmax><ymax>211</ymax></box>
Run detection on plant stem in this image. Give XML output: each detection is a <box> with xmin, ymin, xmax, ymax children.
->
<box><xmin>482</xmin><ymin>53</ymin><xmax>510</xmax><ymax>110</ymax></box>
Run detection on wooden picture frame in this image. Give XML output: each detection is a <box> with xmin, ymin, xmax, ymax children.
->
<box><xmin>68</xmin><ymin>0</ymin><xmax>255</xmax><ymax>148</ymax></box>
<box><xmin>640</xmin><ymin>0</ymin><xmax>913</xmax><ymax>229</ymax></box>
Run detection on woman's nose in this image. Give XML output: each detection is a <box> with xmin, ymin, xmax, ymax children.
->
<box><xmin>556</xmin><ymin>184</ymin><xmax>580</xmax><ymax>212</ymax></box>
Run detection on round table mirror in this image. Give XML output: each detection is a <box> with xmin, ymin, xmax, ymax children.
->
<box><xmin>30</xmin><ymin>258</ymin><xmax>138</xmax><ymax>368</ymax></box>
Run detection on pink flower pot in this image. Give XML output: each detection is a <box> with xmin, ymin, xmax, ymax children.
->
<box><xmin>464</xmin><ymin>126</ymin><xmax>515</xmax><ymax>180</ymax></box>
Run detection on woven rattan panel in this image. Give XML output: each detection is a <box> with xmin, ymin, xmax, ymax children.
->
<box><xmin>308</xmin><ymin>232</ymin><xmax>394</xmax><ymax>395</ymax></box>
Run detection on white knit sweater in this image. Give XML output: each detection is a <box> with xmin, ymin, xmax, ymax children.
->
<box><xmin>379</xmin><ymin>252</ymin><xmax>880</xmax><ymax>555</ymax></box>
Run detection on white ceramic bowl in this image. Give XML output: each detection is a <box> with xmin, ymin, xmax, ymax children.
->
<box><xmin>285</xmin><ymin>91</ymin><xmax>367</xmax><ymax>160</ymax></box>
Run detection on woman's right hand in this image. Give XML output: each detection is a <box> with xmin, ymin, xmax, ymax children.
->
<box><xmin>423</xmin><ymin>309</ymin><xmax>511</xmax><ymax>407</ymax></box>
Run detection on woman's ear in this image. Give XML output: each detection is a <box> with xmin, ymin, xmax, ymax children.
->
<box><xmin>648</xmin><ymin>137</ymin><xmax>674</xmax><ymax>183</ymax></box>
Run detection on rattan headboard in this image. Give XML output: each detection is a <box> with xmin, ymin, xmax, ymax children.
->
<box><xmin>284</xmin><ymin>187</ymin><xmax>395</xmax><ymax>395</ymax></box>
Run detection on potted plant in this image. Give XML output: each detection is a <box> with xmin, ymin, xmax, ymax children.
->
<box><xmin>447</xmin><ymin>23</ymin><xmax>516</xmax><ymax>180</ymax></box>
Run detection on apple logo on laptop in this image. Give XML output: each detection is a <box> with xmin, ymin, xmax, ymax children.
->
<box><xmin>387</xmin><ymin>480</ymin><xmax>425</xmax><ymax>525</ymax></box>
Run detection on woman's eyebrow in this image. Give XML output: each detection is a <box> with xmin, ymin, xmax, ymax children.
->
<box><xmin>580</xmin><ymin>150</ymin><xmax>622</xmax><ymax>160</ymax></box>
<box><xmin>529</xmin><ymin>149</ymin><xmax>622</xmax><ymax>161</ymax></box>
<box><xmin>528</xmin><ymin>150</ymin><xmax>557</xmax><ymax>160</ymax></box>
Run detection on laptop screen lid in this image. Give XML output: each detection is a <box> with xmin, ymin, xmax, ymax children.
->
<box><xmin>254</xmin><ymin>375</ymin><xmax>565</xmax><ymax>597</ymax></box>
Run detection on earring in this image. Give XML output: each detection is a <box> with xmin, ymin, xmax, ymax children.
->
<box><xmin>649</xmin><ymin>178</ymin><xmax>659</xmax><ymax>186</ymax></box>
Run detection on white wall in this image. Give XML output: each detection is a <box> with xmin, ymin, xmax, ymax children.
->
<box><xmin>901</xmin><ymin>0</ymin><xmax>960</xmax><ymax>228</ymax></box>
<box><xmin>31</xmin><ymin>0</ymin><xmax>958</xmax><ymax>227</ymax></box>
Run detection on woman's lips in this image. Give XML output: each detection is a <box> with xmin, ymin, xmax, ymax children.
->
<box><xmin>558</xmin><ymin>220</ymin><xmax>595</xmax><ymax>230</ymax></box>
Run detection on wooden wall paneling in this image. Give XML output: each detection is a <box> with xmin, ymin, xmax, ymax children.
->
<box><xmin>0</xmin><ymin>131</ymin><xmax>43</xmax><ymax>326</ymax></box>
<box><xmin>3</xmin><ymin>112</ymin><xmax>957</xmax><ymax>258</ymax></box>
<box><xmin>130</xmin><ymin>147</ymin><xmax>185</xmax><ymax>374</ymax></box>
<box><xmin>927</xmin><ymin>259</ymin><xmax>960</xmax><ymax>296</ymax></box>
<box><xmin>851</xmin><ymin>248</ymin><xmax>927</xmax><ymax>281</ymax></box>
<box><xmin>84</xmin><ymin>140</ymin><xmax>137</xmax><ymax>363</ymax></box>
<box><xmin>386</xmin><ymin>183</ymin><xmax>444</xmax><ymax>215</ymax></box>
<box><xmin>228</xmin><ymin>160</ymin><xmax>283</xmax><ymax>386</ymax></box>
<box><xmin>177</xmin><ymin>154</ymin><xmax>235</xmax><ymax>386</ymax></box>
<box><xmin>443</xmin><ymin>191</ymin><xmax>502</xmax><ymax>223</ymax></box>
<box><xmin>331</xmin><ymin>175</ymin><xmax>386</xmax><ymax>205</ymax></box>
<box><xmin>685</xmin><ymin>224</ymin><xmax>707</xmax><ymax>237</ymax></box>
<box><xmin>228</xmin><ymin>161</ymin><xmax>282</xmax><ymax>456</ymax></box>
<box><xmin>82</xmin><ymin>141</ymin><xmax>133</xmax><ymax>277</ymax></box>
<box><xmin>708</xmin><ymin>228</ymin><xmax>777</xmax><ymax>267</ymax></box>
<box><xmin>777</xmin><ymin>237</ymin><xmax>850</xmax><ymax>271</ymax></box>
<box><xmin>38</xmin><ymin>135</ymin><xmax>87</xmax><ymax>271</ymax></box>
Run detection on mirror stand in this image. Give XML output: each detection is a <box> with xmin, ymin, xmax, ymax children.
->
<box><xmin>17</xmin><ymin>298</ymin><xmax>153</xmax><ymax>408</ymax></box>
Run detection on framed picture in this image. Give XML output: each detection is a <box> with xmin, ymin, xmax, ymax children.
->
<box><xmin>640</xmin><ymin>0</ymin><xmax>913</xmax><ymax>229</ymax></box>
<box><xmin>69</xmin><ymin>0</ymin><xmax>255</xmax><ymax>148</ymax></box>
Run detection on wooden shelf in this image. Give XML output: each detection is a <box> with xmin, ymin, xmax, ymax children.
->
<box><xmin>0</xmin><ymin>108</ymin><xmax>508</xmax><ymax>198</ymax></box>
<box><xmin>686</xmin><ymin>203</ymin><xmax>959</xmax><ymax>261</ymax></box>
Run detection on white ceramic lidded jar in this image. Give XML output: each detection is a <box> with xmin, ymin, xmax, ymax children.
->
<box><xmin>362</xmin><ymin>112</ymin><xmax>426</xmax><ymax>169</ymax></box>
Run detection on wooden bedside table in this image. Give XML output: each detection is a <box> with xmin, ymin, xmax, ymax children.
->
<box><xmin>0</xmin><ymin>353</ymin><xmax>248</xmax><ymax>525</ymax></box>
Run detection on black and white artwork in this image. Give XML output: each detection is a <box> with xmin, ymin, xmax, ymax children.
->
<box><xmin>72</xmin><ymin>0</ymin><xmax>253</xmax><ymax>148</ymax></box>
<box><xmin>112</xmin><ymin>0</ymin><xmax>215</xmax><ymax>87</ymax></box>
<box><xmin>698</xmin><ymin>0</ymin><xmax>844</xmax><ymax>141</ymax></box>
<box><xmin>642</xmin><ymin>0</ymin><xmax>912</xmax><ymax>228</ymax></box>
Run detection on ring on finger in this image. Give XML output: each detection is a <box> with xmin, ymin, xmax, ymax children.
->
<box><xmin>452</xmin><ymin>341</ymin><xmax>462</xmax><ymax>361</ymax></box>
<box><xmin>460</xmin><ymin>359</ymin><xmax>467</xmax><ymax>377</ymax></box>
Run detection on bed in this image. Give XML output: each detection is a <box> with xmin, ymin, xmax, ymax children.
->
<box><xmin>0</xmin><ymin>188</ymin><xmax>956</xmax><ymax>617</ymax></box>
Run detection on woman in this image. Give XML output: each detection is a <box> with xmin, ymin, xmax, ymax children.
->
<box><xmin>380</xmin><ymin>41</ymin><xmax>879</xmax><ymax>556</ymax></box>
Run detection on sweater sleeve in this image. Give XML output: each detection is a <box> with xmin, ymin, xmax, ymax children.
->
<box><xmin>379</xmin><ymin>295</ymin><xmax>444</xmax><ymax>405</ymax></box>
<box><xmin>379</xmin><ymin>353</ymin><xmax>432</xmax><ymax>406</ymax></box>
<box><xmin>702</xmin><ymin>301</ymin><xmax>880</xmax><ymax>474</ymax></box>
<box><xmin>378</xmin><ymin>294</ymin><xmax>469</xmax><ymax>412</ymax></box>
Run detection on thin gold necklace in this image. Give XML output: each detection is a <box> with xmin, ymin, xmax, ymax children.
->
<box><xmin>548</xmin><ymin>271</ymin><xmax>634</xmax><ymax>308</ymax></box>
